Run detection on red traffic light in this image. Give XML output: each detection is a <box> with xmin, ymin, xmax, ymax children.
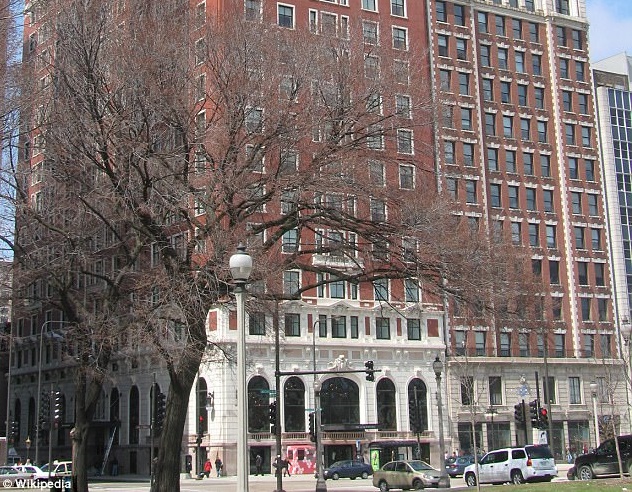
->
<box><xmin>199</xmin><ymin>415</ymin><xmax>204</xmax><ymax>422</ymax></box>
<box><xmin>539</xmin><ymin>408</ymin><xmax>547</xmax><ymax>417</ymax></box>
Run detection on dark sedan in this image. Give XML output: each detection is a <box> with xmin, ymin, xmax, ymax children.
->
<box><xmin>446</xmin><ymin>455</ymin><xmax>477</xmax><ymax>477</ymax></box>
<box><xmin>323</xmin><ymin>460</ymin><xmax>373</xmax><ymax>480</ymax></box>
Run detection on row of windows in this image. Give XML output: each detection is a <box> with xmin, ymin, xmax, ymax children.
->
<box><xmin>460</xmin><ymin>374</ymin><xmax>608</xmax><ymax>410</ymax></box>
<box><xmin>436</xmin><ymin>2</ymin><xmax>539</xmax><ymax>41</ymax></box>
<box><xmin>361</xmin><ymin>20</ymin><xmax>410</xmax><ymax>50</ymax></box>
<box><xmin>272</xmin><ymin>0</ymin><xmax>407</xmax><ymax>31</ymax></box>
<box><xmin>455</xmin><ymin>331</ymin><xmax>611</xmax><ymax>363</ymax></box>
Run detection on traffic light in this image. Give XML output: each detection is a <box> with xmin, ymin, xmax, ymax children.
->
<box><xmin>52</xmin><ymin>391</ymin><xmax>62</xmax><ymax>428</ymax></box>
<box><xmin>538</xmin><ymin>407</ymin><xmax>549</xmax><ymax>428</ymax></box>
<box><xmin>528</xmin><ymin>399</ymin><xmax>540</xmax><ymax>428</ymax></box>
<box><xmin>308</xmin><ymin>412</ymin><xmax>316</xmax><ymax>442</ymax></box>
<box><xmin>197</xmin><ymin>415</ymin><xmax>204</xmax><ymax>436</ymax></box>
<box><xmin>365</xmin><ymin>360</ymin><xmax>375</xmax><ymax>382</ymax></box>
<box><xmin>10</xmin><ymin>420</ymin><xmax>18</xmax><ymax>443</ymax></box>
<box><xmin>154</xmin><ymin>392</ymin><xmax>166</xmax><ymax>433</ymax></box>
<box><xmin>514</xmin><ymin>402</ymin><xmax>525</xmax><ymax>425</ymax></box>
<box><xmin>269</xmin><ymin>401</ymin><xmax>277</xmax><ymax>435</ymax></box>
<box><xmin>409</xmin><ymin>399</ymin><xmax>421</xmax><ymax>434</ymax></box>
<box><xmin>39</xmin><ymin>392</ymin><xmax>50</xmax><ymax>435</ymax></box>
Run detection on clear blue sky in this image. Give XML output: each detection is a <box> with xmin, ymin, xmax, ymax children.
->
<box><xmin>586</xmin><ymin>0</ymin><xmax>632</xmax><ymax>61</ymax></box>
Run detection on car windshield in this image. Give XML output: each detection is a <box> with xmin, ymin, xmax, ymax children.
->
<box><xmin>329</xmin><ymin>461</ymin><xmax>346</xmax><ymax>468</ymax></box>
<box><xmin>526</xmin><ymin>446</ymin><xmax>554</xmax><ymax>459</ymax></box>
<box><xmin>40</xmin><ymin>464</ymin><xmax>49</xmax><ymax>472</ymax></box>
<box><xmin>457</xmin><ymin>457</ymin><xmax>470</xmax><ymax>464</ymax></box>
<box><xmin>409</xmin><ymin>461</ymin><xmax>434</xmax><ymax>471</ymax></box>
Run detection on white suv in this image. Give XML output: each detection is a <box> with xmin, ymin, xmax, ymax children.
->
<box><xmin>464</xmin><ymin>445</ymin><xmax>557</xmax><ymax>486</ymax></box>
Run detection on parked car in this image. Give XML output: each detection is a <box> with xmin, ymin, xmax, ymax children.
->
<box><xmin>446</xmin><ymin>455</ymin><xmax>477</xmax><ymax>477</ymax></box>
<box><xmin>572</xmin><ymin>434</ymin><xmax>632</xmax><ymax>480</ymax></box>
<box><xmin>463</xmin><ymin>445</ymin><xmax>557</xmax><ymax>486</ymax></box>
<box><xmin>323</xmin><ymin>460</ymin><xmax>373</xmax><ymax>480</ymax></box>
<box><xmin>38</xmin><ymin>461</ymin><xmax>73</xmax><ymax>480</ymax></box>
<box><xmin>13</xmin><ymin>464</ymin><xmax>43</xmax><ymax>478</ymax></box>
<box><xmin>372</xmin><ymin>460</ymin><xmax>442</xmax><ymax>490</ymax></box>
<box><xmin>0</xmin><ymin>466</ymin><xmax>34</xmax><ymax>486</ymax></box>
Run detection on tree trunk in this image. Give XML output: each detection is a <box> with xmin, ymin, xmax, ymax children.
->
<box><xmin>70</xmin><ymin>421</ymin><xmax>90</xmax><ymax>492</ymax></box>
<box><xmin>152</xmin><ymin>346</ymin><xmax>204</xmax><ymax>492</ymax></box>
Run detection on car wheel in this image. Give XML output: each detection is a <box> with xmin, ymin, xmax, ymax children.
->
<box><xmin>511</xmin><ymin>470</ymin><xmax>524</xmax><ymax>484</ymax></box>
<box><xmin>361</xmin><ymin>471</ymin><xmax>369</xmax><ymax>479</ymax></box>
<box><xmin>378</xmin><ymin>480</ymin><xmax>389</xmax><ymax>492</ymax></box>
<box><xmin>332</xmin><ymin>472</ymin><xmax>339</xmax><ymax>480</ymax></box>
<box><xmin>577</xmin><ymin>465</ymin><xmax>594</xmax><ymax>480</ymax></box>
<box><xmin>412</xmin><ymin>478</ymin><xmax>424</xmax><ymax>489</ymax></box>
<box><xmin>465</xmin><ymin>473</ymin><xmax>477</xmax><ymax>487</ymax></box>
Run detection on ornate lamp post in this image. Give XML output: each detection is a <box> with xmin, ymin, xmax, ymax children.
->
<box><xmin>230</xmin><ymin>244</ymin><xmax>253</xmax><ymax>492</ymax></box>
<box><xmin>590</xmin><ymin>381</ymin><xmax>600</xmax><ymax>448</ymax></box>
<box><xmin>432</xmin><ymin>355</ymin><xmax>450</xmax><ymax>489</ymax></box>
<box><xmin>485</xmin><ymin>407</ymin><xmax>498</xmax><ymax>451</ymax></box>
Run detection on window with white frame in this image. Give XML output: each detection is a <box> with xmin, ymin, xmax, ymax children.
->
<box><xmin>404</xmin><ymin>278</ymin><xmax>419</xmax><ymax>301</ymax></box>
<box><xmin>395</xmin><ymin>94</ymin><xmax>411</xmax><ymax>118</ymax></box>
<box><xmin>277</xmin><ymin>4</ymin><xmax>294</xmax><ymax>28</ymax></box>
<box><xmin>407</xmin><ymin>318</ymin><xmax>421</xmax><ymax>340</ymax></box>
<box><xmin>376</xmin><ymin>317</ymin><xmax>390</xmax><ymax>339</ymax></box>
<box><xmin>283</xmin><ymin>270</ymin><xmax>300</xmax><ymax>296</ymax></box>
<box><xmin>392</xmin><ymin>27</ymin><xmax>408</xmax><ymax>50</ymax></box>
<box><xmin>282</xmin><ymin>229</ymin><xmax>299</xmax><ymax>253</ymax></box>
<box><xmin>399</xmin><ymin>164</ymin><xmax>414</xmax><ymax>189</ymax></box>
<box><xmin>332</xmin><ymin>316</ymin><xmax>346</xmax><ymax>338</ymax></box>
<box><xmin>362</xmin><ymin>20</ymin><xmax>378</xmax><ymax>44</ymax></box>
<box><xmin>374</xmin><ymin>278</ymin><xmax>389</xmax><ymax>301</ymax></box>
<box><xmin>284</xmin><ymin>313</ymin><xmax>300</xmax><ymax>337</ymax></box>
<box><xmin>245</xmin><ymin>0</ymin><xmax>262</xmax><ymax>21</ymax></box>
<box><xmin>363</xmin><ymin>0</ymin><xmax>377</xmax><ymax>12</ymax></box>
<box><xmin>391</xmin><ymin>0</ymin><xmax>405</xmax><ymax>17</ymax></box>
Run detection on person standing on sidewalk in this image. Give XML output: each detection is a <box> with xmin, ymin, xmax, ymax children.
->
<box><xmin>214</xmin><ymin>456</ymin><xmax>223</xmax><ymax>477</ymax></box>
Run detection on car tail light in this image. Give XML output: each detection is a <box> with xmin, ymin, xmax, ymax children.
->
<box><xmin>526</xmin><ymin>459</ymin><xmax>532</xmax><ymax>466</ymax></box>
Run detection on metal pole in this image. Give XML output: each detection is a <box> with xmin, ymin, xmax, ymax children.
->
<box><xmin>47</xmin><ymin>384</ymin><xmax>53</xmax><ymax>478</ymax></box>
<box><xmin>314</xmin><ymin>382</ymin><xmax>326</xmax><ymax>492</ymax></box>
<box><xmin>5</xmin><ymin>328</ymin><xmax>12</xmax><ymax>465</ymax></box>
<box><xmin>150</xmin><ymin>374</ymin><xmax>155</xmax><ymax>486</ymax></box>
<box><xmin>414</xmin><ymin>388</ymin><xmax>421</xmax><ymax>459</ymax></box>
<box><xmin>521</xmin><ymin>400</ymin><xmax>528</xmax><ymax>445</ymax></box>
<box><xmin>435</xmin><ymin>371</ymin><xmax>450</xmax><ymax>488</ymax></box>
<box><xmin>35</xmin><ymin>323</ymin><xmax>46</xmax><ymax>465</ymax></box>
<box><xmin>236</xmin><ymin>285</ymin><xmax>249</xmax><ymax>492</ymax></box>
<box><xmin>274</xmin><ymin>307</ymin><xmax>284</xmax><ymax>492</ymax></box>
<box><xmin>591</xmin><ymin>389</ymin><xmax>600</xmax><ymax>448</ymax></box>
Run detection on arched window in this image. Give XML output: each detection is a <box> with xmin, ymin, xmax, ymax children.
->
<box><xmin>376</xmin><ymin>379</ymin><xmax>397</xmax><ymax>430</ymax></box>
<box><xmin>284</xmin><ymin>377</ymin><xmax>305</xmax><ymax>432</ymax></box>
<box><xmin>14</xmin><ymin>399</ymin><xmax>21</xmax><ymax>443</ymax></box>
<box><xmin>197</xmin><ymin>378</ymin><xmax>208</xmax><ymax>433</ymax></box>
<box><xmin>408</xmin><ymin>378</ymin><xmax>428</xmax><ymax>433</ymax></box>
<box><xmin>248</xmin><ymin>376</ymin><xmax>270</xmax><ymax>432</ymax></box>
<box><xmin>129</xmin><ymin>386</ymin><xmax>139</xmax><ymax>445</ymax></box>
<box><xmin>28</xmin><ymin>397</ymin><xmax>36</xmax><ymax>440</ymax></box>
<box><xmin>320</xmin><ymin>377</ymin><xmax>360</xmax><ymax>425</ymax></box>
<box><xmin>110</xmin><ymin>388</ymin><xmax>120</xmax><ymax>445</ymax></box>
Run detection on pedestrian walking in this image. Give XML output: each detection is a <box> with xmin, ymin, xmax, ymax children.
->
<box><xmin>202</xmin><ymin>459</ymin><xmax>211</xmax><ymax>478</ymax></box>
<box><xmin>282</xmin><ymin>456</ymin><xmax>291</xmax><ymax>477</ymax></box>
<box><xmin>255</xmin><ymin>454</ymin><xmax>263</xmax><ymax>476</ymax></box>
<box><xmin>214</xmin><ymin>456</ymin><xmax>223</xmax><ymax>477</ymax></box>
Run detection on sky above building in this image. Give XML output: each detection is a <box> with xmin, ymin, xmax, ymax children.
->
<box><xmin>587</xmin><ymin>0</ymin><xmax>632</xmax><ymax>62</ymax></box>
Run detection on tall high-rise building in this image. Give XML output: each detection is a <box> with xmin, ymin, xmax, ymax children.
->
<box><xmin>7</xmin><ymin>0</ymin><xmax>627</xmax><ymax>477</ymax></box>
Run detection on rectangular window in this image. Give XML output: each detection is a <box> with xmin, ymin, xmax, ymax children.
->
<box><xmin>444</xmin><ymin>141</ymin><xmax>455</xmax><ymax>164</ymax></box>
<box><xmin>459</xmin><ymin>72</ymin><xmax>469</xmax><ymax>95</ymax></box>
<box><xmin>461</xmin><ymin>108</ymin><xmax>472</xmax><ymax>131</ymax></box>
<box><xmin>277</xmin><ymin>4</ymin><xmax>294</xmax><ymax>28</ymax></box>
<box><xmin>454</xmin><ymin>4</ymin><xmax>465</xmax><ymax>25</ymax></box>
<box><xmin>578</xmin><ymin>93</ymin><xmax>589</xmax><ymax>114</ymax></box>
<box><xmin>399</xmin><ymin>165</ymin><xmax>414</xmax><ymax>189</ymax></box>
<box><xmin>515</xmin><ymin>51</ymin><xmax>525</xmax><ymax>73</ymax></box>
<box><xmin>595</xmin><ymin>262</ymin><xmax>605</xmax><ymax>286</ymax></box>
<box><xmin>284</xmin><ymin>313</ymin><xmax>300</xmax><ymax>337</ymax></box>
<box><xmin>475</xmin><ymin>331</ymin><xmax>486</xmax><ymax>356</ymax></box>
<box><xmin>528</xmin><ymin>223</ymin><xmax>539</xmax><ymax>246</ymax></box>
<box><xmin>407</xmin><ymin>318</ymin><xmax>421</xmax><ymax>340</ymax></box>
<box><xmin>578</xmin><ymin>261</ymin><xmax>588</xmax><ymax>285</ymax></box>
<box><xmin>436</xmin><ymin>1</ymin><xmax>446</xmax><ymax>22</ymax></box>
<box><xmin>524</xmin><ymin>152</ymin><xmax>534</xmax><ymax>175</ymax></box>
<box><xmin>490</xmin><ymin>184</ymin><xmax>501</xmax><ymax>208</ymax></box>
<box><xmin>540</xmin><ymin>154</ymin><xmax>551</xmax><ymax>177</ymax></box>
<box><xmin>461</xmin><ymin>376</ymin><xmax>473</xmax><ymax>405</ymax></box>
<box><xmin>396</xmin><ymin>94</ymin><xmax>412</xmax><ymax>118</ymax></box>
<box><xmin>480</xmin><ymin>45</ymin><xmax>490</xmax><ymax>66</ymax></box>
<box><xmin>350</xmin><ymin>316</ymin><xmax>359</xmax><ymax>338</ymax></box>
<box><xmin>391</xmin><ymin>0</ymin><xmax>405</xmax><ymax>17</ymax></box>
<box><xmin>518</xmin><ymin>84</ymin><xmax>527</xmax><ymax>106</ymax></box>
<box><xmin>588</xmin><ymin>194</ymin><xmax>598</xmax><ymax>215</ymax></box>
<box><xmin>572</xmin><ymin>29</ymin><xmax>583</xmax><ymax>50</ymax></box>
<box><xmin>405</xmin><ymin>278</ymin><xmax>419</xmax><ymax>301</ymax></box>
<box><xmin>549</xmin><ymin>260</ymin><xmax>560</xmax><ymax>284</ymax></box>
<box><xmin>482</xmin><ymin>78</ymin><xmax>493</xmax><ymax>101</ymax></box>
<box><xmin>600</xmin><ymin>332</ymin><xmax>611</xmax><ymax>356</ymax></box>
<box><xmin>569</xmin><ymin>377</ymin><xmax>581</xmax><ymax>404</ymax></box>
<box><xmin>392</xmin><ymin>27</ymin><xmax>408</xmax><ymax>50</ymax></box>
<box><xmin>498</xmin><ymin>48</ymin><xmax>508</xmax><ymax>69</ymax></box>
<box><xmin>466</xmin><ymin>180</ymin><xmax>477</xmax><ymax>204</ymax></box>
<box><xmin>519</xmin><ymin>333</ymin><xmax>529</xmax><ymax>357</ymax></box>
<box><xmin>332</xmin><ymin>316</ymin><xmax>346</xmax><ymax>338</ymax></box>
<box><xmin>568</xmin><ymin>157</ymin><xmax>578</xmax><ymax>179</ymax></box>
<box><xmin>485</xmin><ymin>113</ymin><xmax>496</xmax><ymax>136</ymax></box>
<box><xmin>543</xmin><ymin>189</ymin><xmax>554</xmax><ymax>212</ymax></box>
<box><xmin>532</xmin><ymin>54</ymin><xmax>542</xmax><ymax>75</ymax></box>
<box><xmin>503</xmin><ymin>115</ymin><xmax>513</xmax><ymax>137</ymax></box>
<box><xmin>560</xmin><ymin>58</ymin><xmax>569</xmax><ymax>78</ymax></box>
<box><xmin>571</xmin><ymin>191</ymin><xmax>582</xmax><ymax>214</ymax></box>
<box><xmin>489</xmin><ymin>376</ymin><xmax>502</xmax><ymax>405</ymax></box>
<box><xmin>581</xmin><ymin>298</ymin><xmax>591</xmax><ymax>322</ymax></box>
<box><xmin>249</xmin><ymin>312</ymin><xmax>266</xmax><ymax>335</ymax></box>
<box><xmin>521</xmin><ymin>118</ymin><xmax>530</xmax><ymax>140</ymax></box>
<box><xmin>554</xmin><ymin>333</ymin><xmax>565</xmax><ymax>356</ymax></box>
<box><xmin>556</xmin><ymin>0</ymin><xmax>570</xmax><ymax>15</ymax></box>
<box><xmin>508</xmin><ymin>185</ymin><xmax>519</xmax><ymax>208</ymax></box>
<box><xmin>506</xmin><ymin>150</ymin><xmax>516</xmax><ymax>173</ymax></box>
<box><xmin>583</xmin><ymin>332</ymin><xmax>594</xmax><ymax>355</ymax></box>
<box><xmin>526</xmin><ymin>188</ymin><xmax>536</xmax><ymax>211</ymax></box>
<box><xmin>529</xmin><ymin>22</ymin><xmax>539</xmax><ymax>42</ymax></box>
<box><xmin>319</xmin><ymin>314</ymin><xmax>328</xmax><ymax>337</ymax></box>
<box><xmin>463</xmin><ymin>143</ymin><xmax>474</xmax><ymax>167</ymax></box>
<box><xmin>537</xmin><ymin>121</ymin><xmax>547</xmax><ymax>143</ymax></box>
<box><xmin>512</xmin><ymin>18</ymin><xmax>522</xmax><ymax>38</ymax></box>
<box><xmin>438</xmin><ymin>34</ymin><xmax>448</xmax><ymax>57</ymax></box>
<box><xmin>534</xmin><ymin>87</ymin><xmax>545</xmax><ymax>109</ymax></box>
<box><xmin>487</xmin><ymin>147</ymin><xmax>498</xmax><ymax>171</ymax></box>
<box><xmin>546</xmin><ymin>224</ymin><xmax>556</xmax><ymax>248</ymax></box>
<box><xmin>495</xmin><ymin>15</ymin><xmax>505</xmax><ymax>36</ymax></box>
<box><xmin>282</xmin><ymin>229</ymin><xmax>299</xmax><ymax>252</ymax></box>
<box><xmin>581</xmin><ymin>126</ymin><xmax>591</xmax><ymax>147</ymax></box>
<box><xmin>565</xmin><ymin>123</ymin><xmax>575</xmax><ymax>145</ymax></box>
<box><xmin>376</xmin><ymin>317</ymin><xmax>390</xmax><ymax>339</ymax></box>
<box><xmin>501</xmin><ymin>81</ymin><xmax>511</xmax><ymax>103</ymax></box>
<box><xmin>557</xmin><ymin>26</ymin><xmax>567</xmax><ymax>46</ymax></box>
<box><xmin>283</xmin><ymin>270</ymin><xmax>300</xmax><ymax>295</ymax></box>
<box><xmin>397</xmin><ymin>129</ymin><xmax>413</xmax><ymax>153</ymax></box>
<box><xmin>362</xmin><ymin>21</ymin><xmax>378</xmax><ymax>44</ymax></box>
<box><xmin>456</xmin><ymin>38</ymin><xmax>467</xmax><ymax>60</ymax></box>
<box><xmin>500</xmin><ymin>333</ymin><xmax>511</xmax><ymax>356</ymax></box>
<box><xmin>374</xmin><ymin>278</ymin><xmax>389</xmax><ymax>301</ymax></box>
<box><xmin>362</xmin><ymin>0</ymin><xmax>377</xmax><ymax>11</ymax></box>
<box><xmin>439</xmin><ymin>70</ymin><xmax>451</xmax><ymax>91</ymax></box>
<box><xmin>478</xmin><ymin>12</ymin><xmax>488</xmax><ymax>33</ymax></box>
<box><xmin>562</xmin><ymin>90</ymin><xmax>572</xmax><ymax>111</ymax></box>
<box><xmin>598</xmin><ymin>299</ymin><xmax>608</xmax><ymax>322</ymax></box>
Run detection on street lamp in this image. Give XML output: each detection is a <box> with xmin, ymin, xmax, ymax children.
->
<box><xmin>229</xmin><ymin>244</ymin><xmax>252</xmax><ymax>492</ymax></box>
<box><xmin>25</xmin><ymin>436</ymin><xmax>31</xmax><ymax>462</ymax></box>
<box><xmin>590</xmin><ymin>381</ymin><xmax>600</xmax><ymax>448</ymax></box>
<box><xmin>432</xmin><ymin>355</ymin><xmax>450</xmax><ymax>489</ymax></box>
